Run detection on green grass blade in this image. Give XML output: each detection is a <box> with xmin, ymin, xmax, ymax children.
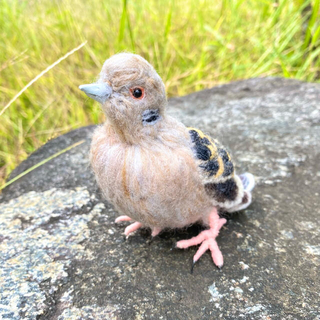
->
<box><xmin>311</xmin><ymin>24</ymin><xmax>320</xmax><ymax>46</ymax></box>
<box><xmin>0</xmin><ymin>140</ymin><xmax>85</xmax><ymax>191</ymax></box>
<box><xmin>303</xmin><ymin>0</ymin><xmax>320</xmax><ymax>49</ymax></box>
<box><xmin>118</xmin><ymin>0</ymin><xmax>127</xmax><ymax>44</ymax></box>
<box><xmin>164</xmin><ymin>2</ymin><xmax>173</xmax><ymax>40</ymax></box>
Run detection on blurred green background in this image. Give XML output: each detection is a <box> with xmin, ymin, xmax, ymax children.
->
<box><xmin>0</xmin><ymin>0</ymin><xmax>319</xmax><ymax>185</ymax></box>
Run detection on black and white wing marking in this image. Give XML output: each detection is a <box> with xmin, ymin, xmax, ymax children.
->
<box><xmin>188</xmin><ymin>127</ymin><xmax>243</xmax><ymax>207</ymax></box>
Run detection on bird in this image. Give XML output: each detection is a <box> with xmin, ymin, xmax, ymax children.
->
<box><xmin>79</xmin><ymin>53</ymin><xmax>255</xmax><ymax>270</ymax></box>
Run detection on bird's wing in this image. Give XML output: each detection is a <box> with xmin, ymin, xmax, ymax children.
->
<box><xmin>188</xmin><ymin>127</ymin><xmax>244</xmax><ymax>209</ymax></box>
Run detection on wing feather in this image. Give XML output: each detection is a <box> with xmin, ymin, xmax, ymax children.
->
<box><xmin>188</xmin><ymin>127</ymin><xmax>243</xmax><ymax>209</ymax></box>
<box><xmin>188</xmin><ymin>127</ymin><xmax>234</xmax><ymax>180</ymax></box>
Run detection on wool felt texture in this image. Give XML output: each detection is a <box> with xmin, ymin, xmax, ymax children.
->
<box><xmin>79</xmin><ymin>53</ymin><xmax>255</xmax><ymax>268</ymax></box>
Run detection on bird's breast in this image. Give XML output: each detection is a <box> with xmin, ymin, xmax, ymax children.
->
<box><xmin>90</xmin><ymin>126</ymin><xmax>211</xmax><ymax>229</ymax></box>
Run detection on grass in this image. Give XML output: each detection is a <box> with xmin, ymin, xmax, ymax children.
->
<box><xmin>0</xmin><ymin>0</ymin><xmax>319</xmax><ymax>185</ymax></box>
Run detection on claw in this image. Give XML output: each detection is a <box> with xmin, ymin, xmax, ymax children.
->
<box><xmin>171</xmin><ymin>242</ymin><xmax>178</xmax><ymax>250</ymax></box>
<box><xmin>216</xmin><ymin>264</ymin><xmax>223</xmax><ymax>270</ymax></box>
<box><xmin>190</xmin><ymin>259</ymin><xmax>197</xmax><ymax>274</ymax></box>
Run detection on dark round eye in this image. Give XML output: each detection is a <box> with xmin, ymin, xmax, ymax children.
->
<box><xmin>130</xmin><ymin>87</ymin><xmax>145</xmax><ymax>100</ymax></box>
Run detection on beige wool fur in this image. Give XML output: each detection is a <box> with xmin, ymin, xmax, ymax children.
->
<box><xmin>80</xmin><ymin>53</ymin><xmax>256</xmax><ymax>268</ymax></box>
<box><xmin>87</xmin><ymin>53</ymin><xmax>250</xmax><ymax>230</ymax></box>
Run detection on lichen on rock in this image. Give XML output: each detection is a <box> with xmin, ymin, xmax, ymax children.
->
<box><xmin>0</xmin><ymin>188</ymin><xmax>105</xmax><ymax>319</ymax></box>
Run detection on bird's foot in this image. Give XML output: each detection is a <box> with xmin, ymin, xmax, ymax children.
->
<box><xmin>115</xmin><ymin>215</ymin><xmax>142</xmax><ymax>237</ymax></box>
<box><xmin>115</xmin><ymin>215</ymin><xmax>161</xmax><ymax>238</ymax></box>
<box><xmin>176</xmin><ymin>207</ymin><xmax>226</xmax><ymax>269</ymax></box>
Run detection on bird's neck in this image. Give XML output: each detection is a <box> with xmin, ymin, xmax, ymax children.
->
<box><xmin>104</xmin><ymin>117</ymin><xmax>165</xmax><ymax>145</ymax></box>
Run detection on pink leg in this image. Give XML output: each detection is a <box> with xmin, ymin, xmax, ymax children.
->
<box><xmin>115</xmin><ymin>215</ymin><xmax>132</xmax><ymax>223</ymax></box>
<box><xmin>176</xmin><ymin>207</ymin><xmax>226</xmax><ymax>269</ymax></box>
<box><xmin>124</xmin><ymin>222</ymin><xmax>143</xmax><ymax>237</ymax></box>
<box><xmin>151</xmin><ymin>227</ymin><xmax>162</xmax><ymax>237</ymax></box>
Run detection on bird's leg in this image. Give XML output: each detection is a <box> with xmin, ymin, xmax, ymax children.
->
<box><xmin>151</xmin><ymin>227</ymin><xmax>162</xmax><ymax>237</ymax></box>
<box><xmin>176</xmin><ymin>207</ymin><xmax>227</xmax><ymax>269</ymax></box>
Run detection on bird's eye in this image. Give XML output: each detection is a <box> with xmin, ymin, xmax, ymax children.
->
<box><xmin>130</xmin><ymin>87</ymin><xmax>145</xmax><ymax>100</ymax></box>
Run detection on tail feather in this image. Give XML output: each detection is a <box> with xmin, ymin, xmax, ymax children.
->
<box><xmin>224</xmin><ymin>173</ymin><xmax>255</xmax><ymax>213</ymax></box>
<box><xmin>226</xmin><ymin>190</ymin><xmax>252</xmax><ymax>213</ymax></box>
<box><xmin>239</xmin><ymin>172</ymin><xmax>255</xmax><ymax>192</ymax></box>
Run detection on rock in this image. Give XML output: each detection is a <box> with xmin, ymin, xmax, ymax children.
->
<box><xmin>1</xmin><ymin>77</ymin><xmax>319</xmax><ymax>319</ymax></box>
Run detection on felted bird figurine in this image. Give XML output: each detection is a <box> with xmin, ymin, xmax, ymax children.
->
<box><xmin>79</xmin><ymin>53</ymin><xmax>255</xmax><ymax>269</ymax></box>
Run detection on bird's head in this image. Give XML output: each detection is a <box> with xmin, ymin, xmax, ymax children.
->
<box><xmin>79</xmin><ymin>53</ymin><xmax>167</xmax><ymax>143</ymax></box>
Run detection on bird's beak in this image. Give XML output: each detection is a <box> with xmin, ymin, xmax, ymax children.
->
<box><xmin>79</xmin><ymin>83</ymin><xmax>112</xmax><ymax>104</ymax></box>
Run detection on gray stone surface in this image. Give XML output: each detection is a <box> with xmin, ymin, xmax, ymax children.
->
<box><xmin>1</xmin><ymin>77</ymin><xmax>320</xmax><ymax>319</ymax></box>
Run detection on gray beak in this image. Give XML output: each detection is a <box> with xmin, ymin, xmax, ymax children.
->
<box><xmin>79</xmin><ymin>83</ymin><xmax>112</xmax><ymax>104</ymax></box>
